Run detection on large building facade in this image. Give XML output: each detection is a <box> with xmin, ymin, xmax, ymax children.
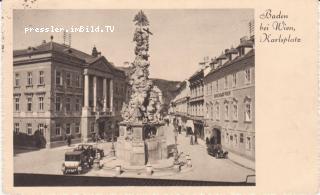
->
<box><xmin>170</xmin><ymin>81</ymin><xmax>190</xmax><ymax>130</ymax></box>
<box><xmin>13</xmin><ymin>40</ymin><xmax>127</xmax><ymax>148</ymax></box>
<box><xmin>170</xmin><ymin>35</ymin><xmax>255</xmax><ymax>162</ymax></box>
<box><xmin>187</xmin><ymin>69</ymin><xmax>205</xmax><ymax>141</ymax></box>
<box><xmin>203</xmin><ymin>36</ymin><xmax>255</xmax><ymax>161</ymax></box>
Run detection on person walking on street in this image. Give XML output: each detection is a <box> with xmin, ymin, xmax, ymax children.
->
<box><xmin>194</xmin><ymin>133</ymin><xmax>198</xmax><ymax>144</ymax></box>
<box><xmin>190</xmin><ymin>134</ymin><xmax>194</xmax><ymax>145</ymax></box>
<box><xmin>67</xmin><ymin>135</ymin><xmax>72</xmax><ymax>147</ymax></box>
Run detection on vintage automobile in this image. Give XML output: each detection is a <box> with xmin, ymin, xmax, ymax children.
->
<box><xmin>61</xmin><ymin>150</ymin><xmax>94</xmax><ymax>174</ymax></box>
<box><xmin>207</xmin><ymin>144</ymin><xmax>228</xmax><ymax>159</ymax></box>
<box><xmin>74</xmin><ymin>144</ymin><xmax>104</xmax><ymax>159</ymax></box>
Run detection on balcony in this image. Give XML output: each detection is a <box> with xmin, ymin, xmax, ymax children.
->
<box><xmin>92</xmin><ymin>107</ymin><xmax>113</xmax><ymax>119</ymax></box>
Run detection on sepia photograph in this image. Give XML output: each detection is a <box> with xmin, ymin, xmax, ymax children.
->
<box><xmin>12</xmin><ymin>9</ymin><xmax>255</xmax><ymax>186</ymax></box>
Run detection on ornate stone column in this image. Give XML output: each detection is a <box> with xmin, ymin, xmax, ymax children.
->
<box><xmin>93</xmin><ymin>76</ymin><xmax>97</xmax><ymax>112</ymax></box>
<box><xmin>84</xmin><ymin>74</ymin><xmax>89</xmax><ymax>108</ymax></box>
<box><xmin>110</xmin><ymin>78</ymin><xmax>113</xmax><ymax>112</ymax></box>
<box><xmin>103</xmin><ymin>78</ymin><xmax>107</xmax><ymax>112</ymax></box>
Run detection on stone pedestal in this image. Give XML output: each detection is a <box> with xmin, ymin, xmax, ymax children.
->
<box><xmin>116</xmin><ymin>122</ymin><xmax>166</xmax><ymax>165</ymax></box>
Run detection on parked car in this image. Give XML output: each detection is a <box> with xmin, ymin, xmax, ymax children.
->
<box><xmin>61</xmin><ymin>150</ymin><xmax>93</xmax><ymax>174</ymax></box>
<box><xmin>74</xmin><ymin>144</ymin><xmax>104</xmax><ymax>159</ymax></box>
<box><xmin>207</xmin><ymin>144</ymin><xmax>228</xmax><ymax>159</ymax></box>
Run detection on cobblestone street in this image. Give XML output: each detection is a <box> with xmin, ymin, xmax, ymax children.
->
<box><xmin>14</xmin><ymin>124</ymin><xmax>254</xmax><ymax>183</ymax></box>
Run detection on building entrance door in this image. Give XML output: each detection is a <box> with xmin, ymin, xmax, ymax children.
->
<box><xmin>98</xmin><ymin>121</ymin><xmax>105</xmax><ymax>138</ymax></box>
<box><xmin>213</xmin><ymin>128</ymin><xmax>221</xmax><ymax>145</ymax></box>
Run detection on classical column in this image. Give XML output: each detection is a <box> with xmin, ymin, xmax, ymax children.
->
<box><xmin>110</xmin><ymin>79</ymin><xmax>113</xmax><ymax>112</ymax></box>
<box><xmin>84</xmin><ymin>74</ymin><xmax>89</xmax><ymax>108</ymax></box>
<box><xmin>93</xmin><ymin>76</ymin><xmax>97</xmax><ymax>112</ymax></box>
<box><xmin>103</xmin><ymin>78</ymin><xmax>107</xmax><ymax>111</ymax></box>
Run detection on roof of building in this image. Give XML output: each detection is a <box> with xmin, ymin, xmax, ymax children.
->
<box><xmin>216</xmin><ymin>52</ymin><xmax>227</xmax><ymax>60</ymax></box>
<box><xmin>225</xmin><ymin>47</ymin><xmax>238</xmax><ymax>55</ymax></box>
<box><xmin>206</xmin><ymin>49</ymin><xmax>254</xmax><ymax>78</ymax></box>
<box><xmin>13</xmin><ymin>41</ymin><xmax>126</xmax><ymax>75</ymax></box>
<box><xmin>14</xmin><ymin>41</ymin><xmax>94</xmax><ymax>60</ymax></box>
<box><xmin>188</xmin><ymin>68</ymin><xmax>204</xmax><ymax>82</ymax></box>
<box><xmin>236</xmin><ymin>40</ymin><xmax>254</xmax><ymax>48</ymax></box>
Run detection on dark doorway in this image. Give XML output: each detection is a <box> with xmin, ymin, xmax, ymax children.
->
<box><xmin>213</xmin><ymin>128</ymin><xmax>221</xmax><ymax>145</ymax></box>
<box><xmin>98</xmin><ymin>122</ymin><xmax>105</xmax><ymax>138</ymax></box>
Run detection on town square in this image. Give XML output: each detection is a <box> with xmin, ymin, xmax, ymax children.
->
<box><xmin>13</xmin><ymin>9</ymin><xmax>255</xmax><ymax>185</ymax></box>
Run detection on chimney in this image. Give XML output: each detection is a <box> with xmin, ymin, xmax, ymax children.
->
<box><xmin>237</xmin><ymin>36</ymin><xmax>254</xmax><ymax>56</ymax></box>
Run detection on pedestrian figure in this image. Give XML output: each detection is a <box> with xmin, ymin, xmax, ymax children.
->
<box><xmin>190</xmin><ymin>134</ymin><xmax>194</xmax><ymax>145</ymax></box>
<box><xmin>67</xmin><ymin>135</ymin><xmax>71</xmax><ymax>147</ymax></box>
<box><xmin>194</xmin><ymin>133</ymin><xmax>198</xmax><ymax>144</ymax></box>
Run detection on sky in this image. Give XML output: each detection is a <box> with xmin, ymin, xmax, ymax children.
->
<box><xmin>13</xmin><ymin>9</ymin><xmax>253</xmax><ymax>81</ymax></box>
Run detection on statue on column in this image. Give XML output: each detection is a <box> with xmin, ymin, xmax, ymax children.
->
<box><xmin>121</xmin><ymin>10</ymin><xmax>163</xmax><ymax>124</ymax></box>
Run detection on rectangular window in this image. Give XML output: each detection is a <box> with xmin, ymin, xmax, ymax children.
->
<box><xmin>75</xmin><ymin>74</ymin><xmax>81</xmax><ymax>88</ymax></box>
<box><xmin>15</xmin><ymin>73</ymin><xmax>20</xmax><ymax>86</ymax></box>
<box><xmin>240</xmin><ymin>133</ymin><xmax>244</xmax><ymax>143</ymax></box>
<box><xmin>66</xmin><ymin>124</ymin><xmax>71</xmax><ymax>135</ymax></box>
<box><xmin>232</xmin><ymin>73</ymin><xmax>237</xmax><ymax>87</ymax></box>
<box><xmin>39</xmin><ymin>96</ymin><xmax>44</xmax><ymax>111</ymax></box>
<box><xmin>27</xmin><ymin>123</ymin><xmax>32</xmax><ymax>135</ymax></box>
<box><xmin>27</xmin><ymin>72</ymin><xmax>33</xmax><ymax>86</ymax></box>
<box><xmin>245</xmin><ymin>69</ymin><xmax>251</xmax><ymax>83</ymax></box>
<box><xmin>224</xmin><ymin>76</ymin><xmax>228</xmax><ymax>89</ymax></box>
<box><xmin>56</xmin><ymin>71</ymin><xmax>62</xmax><ymax>86</ymax></box>
<box><xmin>225</xmin><ymin>104</ymin><xmax>229</xmax><ymax>120</ymax></box>
<box><xmin>55</xmin><ymin>124</ymin><xmax>61</xmax><ymax>136</ymax></box>
<box><xmin>39</xmin><ymin>71</ymin><xmax>44</xmax><ymax>85</ymax></box>
<box><xmin>234</xmin><ymin>134</ymin><xmax>238</xmax><ymax>145</ymax></box>
<box><xmin>246</xmin><ymin>137</ymin><xmax>252</xmax><ymax>150</ymax></box>
<box><xmin>91</xmin><ymin>122</ymin><xmax>95</xmax><ymax>132</ymax></box>
<box><xmin>75</xmin><ymin>123</ymin><xmax>80</xmax><ymax>134</ymax></box>
<box><xmin>225</xmin><ymin>132</ymin><xmax>229</xmax><ymax>144</ymax></box>
<box><xmin>211</xmin><ymin>105</ymin><xmax>214</xmax><ymax>119</ymax></box>
<box><xmin>245</xmin><ymin>103</ymin><xmax>252</xmax><ymax>121</ymax></box>
<box><xmin>15</xmin><ymin>97</ymin><xmax>20</xmax><ymax>112</ymax></box>
<box><xmin>66</xmin><ymin>72</ymin><xmax>71</xmax><ymax>86</ymax></box>
<box><xmin>216</xmin><ymin>105</ymin><xmax>220</xmax><ymax>120</ymax></box>
<box><xmin>233</xmin><ymin>104</ymin><xmax>238</xmax><ymax>120</ymax></box>
<box><xmin>75</xmin><ymin>98</ymin><xmax>80</xmax><ymax>111</ymax></box>
<box><xmin>38</xmin><ymin>123</ymin><xmax>44</xmax><ymax>135</ymax></box>
<box><xmin>66</xmin><ymin>97</ymin><xmax>71</xmax><ymax>112</ymax></box>
<box><xmin>216</xmin><ymin>80</ymin><xmax>219</xmax><ymax>92</ymax></box>
<box><xmin>14</xmin><ymin>123</ymin><xmax>19</xmax><ymax>133</ymax></box>
<box><xmin>27</xmin><ymin>97</ymin><xmax>32</xmax><ymax>112</ymax></box>
<box><xmin>55</xmin><ymin>96</ymin><xmax>61</xmax><ymax>112</ymax></box>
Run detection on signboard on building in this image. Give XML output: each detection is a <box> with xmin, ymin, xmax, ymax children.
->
<box><xmin>213</xmin><ymin>91</ymin><xmax>232</xmax><ymax>98</ymax></box>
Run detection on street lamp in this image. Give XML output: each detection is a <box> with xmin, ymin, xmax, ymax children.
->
<box><xmin>110</xmin><ymin>123</ymin><xmax>115</xmax><ymax>157</ymax></box>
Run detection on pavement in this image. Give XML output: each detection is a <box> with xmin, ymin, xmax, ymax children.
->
<box><xmin>14</xmin><ymin>123</ymin><xmax>255</xmax><ymax>183</ymax></box>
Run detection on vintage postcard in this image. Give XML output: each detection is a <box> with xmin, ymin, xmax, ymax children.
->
<box><xmin>1</xmin><ymin>0</ymin><xmax>318</xmax><ymax>194</ymax></box>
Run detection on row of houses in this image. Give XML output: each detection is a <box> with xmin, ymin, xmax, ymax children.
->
<box><xmin>170</xmin><ymin>35</ymin><xmax>255</xmax><ymax>162</ymax></box>
<box><xmin>13</xmin><ymin>38</ymin><xmax>129</xmax><ymax>148</ymax></box>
